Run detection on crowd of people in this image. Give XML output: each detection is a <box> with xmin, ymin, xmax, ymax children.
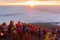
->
<box><xmin>0</xmin><ymin>20</ymin><xmax>60</xmax><ymax>40</ymax></box>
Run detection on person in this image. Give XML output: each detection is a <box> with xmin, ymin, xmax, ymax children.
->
<box><xmin>31</xmin><ymin>25</ymin><xmax>35</xmax><ymax>32</ymax></box>
<box><xmin>8</xmin><ymin>20</ymin><xmax>18</xmax><ymax>40</ymax></box>
<box><xmin>52</xmin><ymin>28</ymin><xmax>56</xmax><ymax>37</ymax></box>
<box><xmin>22</xmin><ymin>23</ymin><xmax>27</xmax><ymax>33</ymax></box>
<box><xmin>2</xmin><ymin>22</ymin><xmax>8</xmax><ymax>33</ymax></box>
<box><xmin>57</xmin><ymin>28</ymin><xmax>60</xmax><ymax>40</ymax></box>
<box><xmin>45</xmin><ymin>32</ymin><xmax>52</xmax><ymax>40</ymax></box>
<box><xmin>39</xmin><ymin>27</ymin><xmax>46</xmax><ymax>40</ymax></box>
<box><xmin>0</xmin><ymin>25</ymin><xmax>3</xmax><ymax>32</ymax></box>
<box><xmin>8</xmin><ymin>21</ymin><xmax>16</xmax><ymax>34</ymax></box>
<box><xmin>16</xmin><ymin>21</ymin><xmax>23</xmax><ymax>33</ymax></box>
<box><xmin>36</xmin><ymin>27</ymin><xmax>41</xmax><ymax>40</ymax></box>
<box><xmin>1</xmin><ymin>22</ymin><xmax>8</xmax><ymax>38</ymax></box>
<box><xmin>16</xmin><ymin>21</ymin><xmax>23</xmax><ymax>40</ymax></box>
<box><xmin>24</xmin><ymin>25</ymin><xmax>31</xmax><ymax>40</ymax></box>
<box><xmin>21</xmin><ymin>23</ymin><xmax>28</xmax><ymax>40</ymax></box>
<box><xmin>51</xmin><ymin>28</ymin><xmax>58</xmax><ymax>40</ymax></box>
<box><xmin>25</xmin><ymin>25</ymin><xmax>30</xmax><ymax>33</ymax></box>
<box><xmin>17</xmin><ymin>21</ymin><xmax>21</xmax><ymax>28</ymax></box>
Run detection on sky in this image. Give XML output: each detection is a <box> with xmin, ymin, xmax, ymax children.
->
<box><xmin>0</xmin><ymin>0</ymin><xmax>60</xmax><ymax>24</ymax></box>
<box><xmin>0</xmin><ymin>0</ymin><xmax>27</xmax><ymax>2</ymax></box>
<box><xmin>0</xmin><ymin>0</ymin><xmax>60</xmax><ymax>3</ymax></box>
<box><xmin>0</xmin><ymin>0</ymin><xmax>60</xmax><ymax>6</ymax></box>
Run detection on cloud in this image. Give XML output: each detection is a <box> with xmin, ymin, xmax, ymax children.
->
<box><xmin>37</xmin><ymin>0</ymin><xmax>60</xmax><ymax>1</ymax></box>
<box><xmin>0</xmin><ymin>0</ymin><xmax>60</xmax><ymax>3</ymax></box>
<box><xmin>0</xmin><ymin>0</ymin><xmax>27</xmax><ymax>2</ymax></box>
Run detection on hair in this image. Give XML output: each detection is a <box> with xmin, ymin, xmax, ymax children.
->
<box><xmin>2</xmin><ymin>22</ymin><xmax>6</xmax><ymax>26</ymax></box>
<box><xmin>9</xmin><ymin>20</ymin><xmax>14</xmax><ymax>25</ymax></box>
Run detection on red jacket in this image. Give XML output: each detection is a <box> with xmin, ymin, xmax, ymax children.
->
<box><xmin>17</xmin><ymin>21</ymin><xmax>23</xmax><ymax>33</ymax></box>
<box><xmin>31</xmin><ymin>25</ymin><xmax>35</xmax><ymax>32</ymax></box>
<box><xmin>17</xmin><ymin>21</ymin><xmax>20</xmax><ymax>28</ymax></box>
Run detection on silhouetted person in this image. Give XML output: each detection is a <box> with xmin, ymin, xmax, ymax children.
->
<box><xmin>8</xmin><ymin>20</ymin><xmax>18</xmax><ymax>40</ymax></box>
<box><xmin>1</xmin><ymin>22</ymin><xmax>8</xmax><ymax>38</ymax></box>
<box><xmin>16</xmin><ymin>21</ymin><xmax>23</xmax><ymax>40</ymax></box>
<box><xmin>2</xmin><ymin>22</ymin><xmax>8</xmax><ymax>32</ymax></box>
<box><xmin>8</xmin><ymin>21</ymin><xmax>15</xmax><ymax>33</ymax></box>
<box><xmin>0</xmin><ymin>25</ymin><xmax>3</xmax><ymax>32</ymax></box>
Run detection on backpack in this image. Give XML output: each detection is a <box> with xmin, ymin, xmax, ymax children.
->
<box><xmin>25</xmin><ymin>27</ymin><xmax>30</xmax><ymax>32</ymax></box>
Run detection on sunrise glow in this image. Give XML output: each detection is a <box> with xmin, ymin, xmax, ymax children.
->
<box><xmin>0</xmin><ymin>1</ymin><xmax>60</xmax><ymax>6</ymax></box>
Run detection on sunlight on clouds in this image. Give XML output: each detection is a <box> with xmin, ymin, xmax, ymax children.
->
<box><xmin>0</xmin><ymin>1</ymin><xmax>60</xmax><ymax>6</ymax></box>
<box><xmin>0</xmin><ymin>0</ymin><xmax>60</xmax><ymax>3</ymax></box>
<box><xmin>0</xmin><ymin>0</ymin><xmax>60</xmax><ymax>2</ymax></box>
<box><xmin>0</xmin><ymin>0</ymin><xmax>28</xmax><ymax>2</ymax></box>
<box><xmin>0</xmin><ymin>0</ymin><xmax>60</xmax><ymax>6</ymax></box>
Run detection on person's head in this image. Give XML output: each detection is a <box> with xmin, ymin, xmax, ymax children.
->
<box><xmin>9</xmin><ymin>20</ymin><xmax>14</xmax><ymax>25</ymax></box>
<box><xmin>21</xmin><ymin>23</ymin><xmax>26</xmax><ymax>26</ymax></box>
<box><xmin>2</xmin><ymin>22</ymin><xmax>6</xmax><ymax>26</ymax></box>
<box><xmin>18</xmin><ymin>21</ymin><xmax>20</xmax><ymax>23</ymax></box>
